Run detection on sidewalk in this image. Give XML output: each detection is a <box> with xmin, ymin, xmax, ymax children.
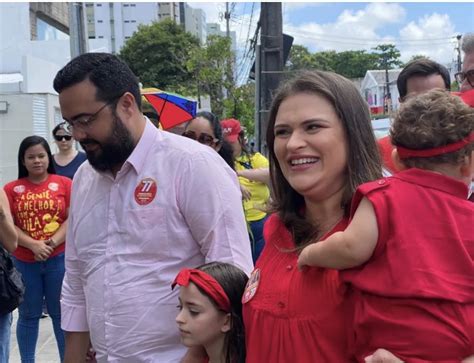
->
<box><xmin>10</xmin><ymin>310</ymin><xmax>60</xmax><ymax>363</ymax></box>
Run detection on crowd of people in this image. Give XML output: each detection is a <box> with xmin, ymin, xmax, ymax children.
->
<box><xmin>0</xmin><ymin>32</ymin><xmax>473</xmax><ymax>363</ymax></box>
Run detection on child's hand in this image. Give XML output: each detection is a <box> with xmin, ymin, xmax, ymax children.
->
<box><xmin>297</xmin><ymin>245</ymin><xmax>311</xmax><ymax>271</ymax></box>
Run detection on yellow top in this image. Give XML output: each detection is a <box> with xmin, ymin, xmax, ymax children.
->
<box><xmin>235</xmin><ymin>152</ymin><xmax>270</xmax><ymax>222</ymax></box>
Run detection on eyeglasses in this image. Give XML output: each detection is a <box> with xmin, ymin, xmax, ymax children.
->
<box><xmin>63</xmin><ymin>99</ymin><xmax>117</xmax><ymax>132</ymax></box>
<box><xmin>182</xmin><ymin>130</ymin><xmax>218</xmax><ymax>146</ymax></box>
<box><xmin>54</xmin><ymin>135</ymin><xmax>72</xmax><ymax>142</ymax></box>
<box><xmin>454</xmin><ymin>70</ymin><xmax>474</xmax><ymax>88</ymax></box>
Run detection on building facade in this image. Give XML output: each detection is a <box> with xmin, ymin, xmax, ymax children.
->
<box><xmin>85</xmin><ymin>2</ymin><xmax>182</xmax><ymax>54</ymax></box>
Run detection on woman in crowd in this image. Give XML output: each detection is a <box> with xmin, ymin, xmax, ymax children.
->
<box><xmin>0</xmin><ymin>189</ymin><xmax>18</xmax><ymax>363</ymax></box>
<box><xmin>182</xmin><ymin>111</ymin><xmax>235</xmax><ymax>170</ymax></box>
<box><xmin>52</xmin><ymin>122</ymin><xmax>87</xmax><ymax>180</ymax></box>
<box><xmin>4</xmin><ymin>135</ymin><xmax>72</xmax><ymax>362</ymax></box>
<box><xmin>221</xmin><ymin>118</ymin><xmax>271</xmax><ymax>262</ymax></box>
<box><xmin>242</xmin><ymin>70</ymin><xmax>383</xmax><ymax>362</ymax></box>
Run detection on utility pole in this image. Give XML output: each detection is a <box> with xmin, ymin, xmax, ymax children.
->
<box><xmin>258</xmin><ymin>2</ymin><xmax>283</xmax><ymax>154</ymax></box>
<box><xmin>69</xmin><ymin>2</ymin><xmax>88</xmax><ymax>58</ymax></box>
<box><xmin>225</xmin><ymin>3</ymin><xmax>230</xmax><ymax>38</ymax></box>
<box><xmin>456</xmin><ymin>34</ymin><xmax>462</xmax><ymax>72</ymax></box>
<box><xmin>383</xmin><ymin>54</ymin><xmax>391</xmax><ymax>114</ymax></box>
<box><xmin>254</xmin><ymin>44</ymin><xmax>261</xmax><ymax>151</ymax></box>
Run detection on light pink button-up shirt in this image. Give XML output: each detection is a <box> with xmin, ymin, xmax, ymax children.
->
<box><xmin>61</xmin><ymin>120</ymin><xmax>253</xmax><ymax>362</ymax></box>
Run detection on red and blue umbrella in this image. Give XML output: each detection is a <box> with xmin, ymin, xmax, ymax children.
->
<box><xmin>143</xmin><ymin>90</ymin><xmax>197</xmax><ymax>130</ymax></box>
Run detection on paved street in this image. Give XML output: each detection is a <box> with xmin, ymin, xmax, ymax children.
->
<box><xmin>10</xmin><ymin>310</ymin><xmax>60</xmax><ymax>363</ymax></box>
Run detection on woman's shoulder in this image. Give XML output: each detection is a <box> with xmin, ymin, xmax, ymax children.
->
<box><xmin>263</xmin><ymin>213</ymin><xmax>295</xmax><ymax>248</ymax></box>
<box><xmin>48</xmin><ymin>174</ymin><xmax>72</xmax><ymax>189</ymax></box>
<box><xmin>76</xmin><ymin>151</ymin><xmax>87</xmax><ymax>162</ymax></box>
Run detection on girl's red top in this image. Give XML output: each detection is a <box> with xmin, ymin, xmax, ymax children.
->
<box><xmin>4</xmin><ymin>174</ymin><xmax>71</xmax><ymax>262</ymax></box>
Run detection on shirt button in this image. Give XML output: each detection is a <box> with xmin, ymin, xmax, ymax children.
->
<box><xmin>277</xmin><ymin>301</ymin><xmax>285</xmax><ymax>308</ymax></box>
<box><xmin>286</xmin><ymin>265</ymin><xmax>293</xmax><ymax>271</ymax></box>
<box><xmin>378</xmin><ymin>179</ymin><xmax>386</xmax><ymax>185</ymax></box>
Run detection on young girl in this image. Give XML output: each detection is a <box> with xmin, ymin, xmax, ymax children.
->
<box><xmin>173</xmin><ymin>262</ymin><xmax>248</xmax><ymax>363</ymax></box>
<box><xmin>297</xmin><ymin>89</ymin><xmax>474</xmax><ymax>362</ymax></box>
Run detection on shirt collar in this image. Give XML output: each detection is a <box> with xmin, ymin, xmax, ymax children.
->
<box><xmin>393</xmin><ymin>168</ymin><xmax>469</xmax><ymax>199</ymax></box>
<box><xmin>124</xmin><ymin>117</ymin><xmax>156</xmax><ymax>175</ymax></box>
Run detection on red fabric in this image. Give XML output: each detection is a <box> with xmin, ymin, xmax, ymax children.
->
<box><xmin>377</xmin><ymin>136</ymin><xmax>399</xmax><ymax>174</ymax></box>
<box><xmin>397</xmin><ymin>131</ymin><xmax>474</xmax><ymax>159</ymax></box>
<box><xmin>342</xmin><ymin>169</ymin><xmax>474</xmax><ymax>362</ymax></box>
<box><xmin>453</xmin><ymin>89</ymin><xmax>474</xmax><ymax>108</ymax></box>
<box><xmin>4</xmin><ymin>174</ymin><xmax>72</xmax><ymax>262</ymax></box>
<box><xmin>243</xmin><ymin>214</ymin><xmax>351</xmax><ymax>363</ymax></box>
<box><xmin>172</xmin><ymin>268</ymin><xmax>231</xmax><ymax>312</ymax></box>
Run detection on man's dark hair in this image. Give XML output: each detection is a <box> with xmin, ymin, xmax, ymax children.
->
<box><xmin>397</xmin><ymin>58</ymin><xmax>451</xmax><ymax>99</ymax></box>
<box><xmin>53</xmin><ymin>52</ymin><xmax>141</xmax><ymax>109</ymax></box>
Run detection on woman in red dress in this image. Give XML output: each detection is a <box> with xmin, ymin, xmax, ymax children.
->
<box><xmin>241</xmin><ymin>70</ymin><xmax>383</xmax><ymax>362</ymax></box>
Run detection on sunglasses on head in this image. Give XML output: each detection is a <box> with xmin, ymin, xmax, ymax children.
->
<box><xmin>54</xmin><ymin>135</ymin><xmax>72</xmax><ymax>142</ymax></box>
<box><xmin>182</xmin><ymin>130</ymin><xmax>218</xmax><ymax>146</ymax></box>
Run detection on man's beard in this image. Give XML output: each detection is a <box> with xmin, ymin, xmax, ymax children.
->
<box><xmin>81</xmin><ymin>113</ymin><xmax>136</xmax><ymax>173</ymax></box>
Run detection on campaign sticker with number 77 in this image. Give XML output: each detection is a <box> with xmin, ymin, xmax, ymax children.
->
<box><xmin>134</xmin><ymin>178</ymin><xmax>157</xmax><ymax>205</ymax></box>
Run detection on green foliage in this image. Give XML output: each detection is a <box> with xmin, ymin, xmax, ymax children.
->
<box><xmin>223</xmin><ymin>82</ymin><xmax>256</xmax><ymax>136</ymax></box>
<box><xmin>119</xmin><ymin>19</ymin><xmax>200</xmax><ymax>92</ymax></box>
<box><xmin>187</xmin><ymin>35</ymin><xmax>234</xmax><ymax>117</ymax></box>
<box><xmin>372</xmin><ymin>44</ymin><xmax>403</xmax><ymax>69</ymax></box>
<box><xmin>287</xmin><ymin>45</ymin><xmax>381</xmax><ymax>79</ymax></box>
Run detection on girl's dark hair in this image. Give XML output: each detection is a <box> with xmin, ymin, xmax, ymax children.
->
<box><xmin>190</xmin><ymin>111</ymin><xmax>235</xmax><ymax>170</ymax></box>
<box><xmin>197</xmin><ymin>262</ymin><xmax>248</xmax><ymax>363</ymax></box>
<box><xmin>18</xmin><ymin>135</ymin><xmax>56</xmax><ymax>179</ymax></box>
<box><xmin>266</xmin><ymin>70</ymin><xmax>382</xmax><ymax>249</ymax></box>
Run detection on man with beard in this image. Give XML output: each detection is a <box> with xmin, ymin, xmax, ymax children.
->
<box><xmin>53</xmin><ymin>53</ymin><xmax>253</xmax><ymax>363</ymax></box>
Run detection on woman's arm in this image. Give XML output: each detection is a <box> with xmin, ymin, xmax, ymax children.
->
<box><xmin>0</xmin><ymin>189</ymin><xmax>18</xmax><ymax>253</ymax></box>
<box><xmin>46</xmin><ymin>217</ymin><xmax>68</xmax><ymax>248</ymax></box>
<box><xmin>237</xmin><ymin>168</ymin><xmax>271</xmax><ymax>186</ymax></box>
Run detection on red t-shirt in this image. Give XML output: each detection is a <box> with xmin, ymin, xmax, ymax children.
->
<box><xmin>377</xmin><ymin>136</ymin><xmax>399</xmax><ymax>175</ymax></box>
<box><xmin>342</xmin><ymin>169</ymin><xmax>474</xmax><ymax>361</ymax></box>
<box><xmin>4</xmin><ymin>174</ymin><xmax>72</xmax><ymax>262</ymax></box>
<box><xmin>243</xmin><ymin>214</ymin><xmax>351</xmax><ymax>363</ymax></box>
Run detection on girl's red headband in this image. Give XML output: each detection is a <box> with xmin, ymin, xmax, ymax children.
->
<box><xmin>172</xmin><ymin>268</ymin><xmax>231</xmax><ymax>313</ymax></box>
<box><xmin>397</xmin><ymin>131</ymin><xmax>474</xmax><ymax>159</ymax></box>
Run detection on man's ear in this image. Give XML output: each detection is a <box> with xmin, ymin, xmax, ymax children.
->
<box><xmin>220</xmin><ymin>313</ymin><xmax>231</xmax><ymax>333</ymax></box>
<box><xmin>391</xmin><ymin>148</ymin><xmax>407</xmax><ymax>171</ymax></box>
<box><xmin>117</xmin><ymin>92</ymin><xmax>137</xmax><ymax>119</ymax></box>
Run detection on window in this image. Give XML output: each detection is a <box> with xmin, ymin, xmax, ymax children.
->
<box><xmin>124</xmin><ymin>4</ymin><xmax>129</xmax><ymax>7</ymax></box>
<box><xmin>85</xmin><ymin>4</ymin><xmax>93</xmax><ymax>7</ymax></box>
<box><xmin>125</xmin><ymin>36</ymin><xmax>130</xmax><ymax>39</ymax></box>
<box><xmin>131</xmin><ymin>4</ymin><xmax>136</xmax><ymax>7</ymax></box>
<box><xmin>125</xmin><ymin>20</ymin><xmax>130</xmax><ymax>23</ymax></box>
<box><xmin>96</xmin><ymin>3</ymin><xmax>102</xmax><ymax>7</ymax></box>
<box><xmin>98</xmin><ymin>20</ymin><xmax>103</xmax><ymax>23</ymax></box>
<box><xmin>131</xmin><ymin>20</ymin><xmax>136</xmax><ymax>23</ymax></box>
<box><xmin>98</xmin><ymin>36</ymin><xmax>104</xmax><ymax>39</ymax></box>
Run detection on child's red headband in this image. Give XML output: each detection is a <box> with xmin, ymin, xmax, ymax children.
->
<box><xmin>397</xmin><ymin>131</ymin><xmax>474</xmax><ymax>159</ymax></box>
<box><xmin>172</xmin><ymin>268</ymin><xmax>231</xmax><ymax>313</ymax></box>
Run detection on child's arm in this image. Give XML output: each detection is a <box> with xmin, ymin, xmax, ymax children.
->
<box><xmin>297</xmin><ymin>197</ymin><xmax>379</xmax><ymax>270</ymax></box>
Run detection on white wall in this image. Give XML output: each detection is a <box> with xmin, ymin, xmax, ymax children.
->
<box><xmin>0</xmin><ymin>3</ymin><xmax>31</xmax><ymax>72</ymax></box>
<box><xmin>0</xmin><ymin>93</ymin><xmax>60</xmax><ymax>186</ymax></box>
